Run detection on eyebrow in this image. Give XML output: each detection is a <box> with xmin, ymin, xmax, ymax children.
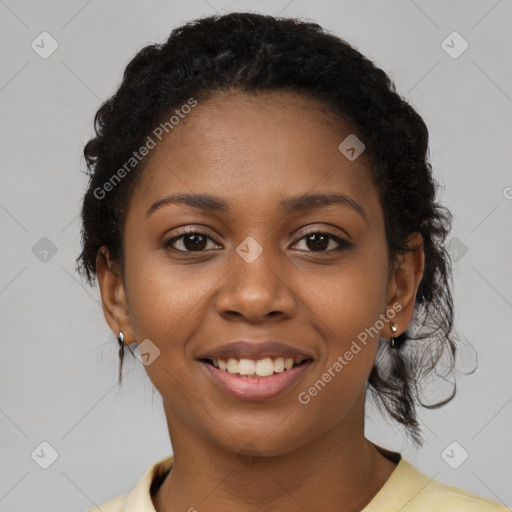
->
<box><xmin>146</xmin><ymin>192</ymin><xmax>368</xmax><ymax>222</ymax></box>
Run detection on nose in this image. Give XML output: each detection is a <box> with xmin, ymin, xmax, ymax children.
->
<box><xmin>216</xmin><ymin>242</ymin><xmax>297</xmax><ymax>323</ymax></box>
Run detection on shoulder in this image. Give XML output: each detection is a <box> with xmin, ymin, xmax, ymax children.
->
<box><xmin>87</xmin><ymin>455</ymin><xmax>174</xmax><ymax>512</ymax></box>
<box><xmin>418</xmin><ymin>476</ymin><xmax>510</xmax><ymax>511</ymax></box>
<box><xmin>364</xmin><ymin>458</ymin><xmax>510</xmax><ymax>512</ymax></box>
<box><xmin>396</xmin><ymin>460</ymin><xmax>511</xmax><ymax>511</ymax></box>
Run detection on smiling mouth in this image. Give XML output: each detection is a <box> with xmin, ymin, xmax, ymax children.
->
<box><xmin>200</xmin><ymin>356</ymin><xmax>313</xmax><ymax>378</ymax></box>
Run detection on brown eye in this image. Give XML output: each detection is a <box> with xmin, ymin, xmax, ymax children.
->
<box><xmin>164</xmin><ymin>230</ymin><xmax>221</xmax><ymax>252</ymax></box>
<box><xmin>292</xmin><ymin>231</ymin><xmax>351</xmax><ymax>252</ymax></box>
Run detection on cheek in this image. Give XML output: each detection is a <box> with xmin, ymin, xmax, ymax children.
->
<box><xmin>122</xmin><ymin>243</ymin><xmax>213</xmax><ymax>351</ymax></box>
<box><xmin>123</xmin><ymin>256</ymin><xmax>213</xmax><ymax>403</ymax></box>
<box><xmin>302</xmin><ymin>244</ymin><xmax>390</xmax><ymax>390</ymax></box>
<box><xmin>314</xmin><ymin>242</ymin><xmax>389</xmax><ymax>334</ymax></box>
<box><xmin>294</xmin><ymin>292</ymin><xmax>387</xmax><ymax>431</ymax></box>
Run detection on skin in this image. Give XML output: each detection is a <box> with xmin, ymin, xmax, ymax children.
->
<box><xmin>96</xmin><ymin>90</ymin><xmax>424</xmax><ymax>512</ymax></box>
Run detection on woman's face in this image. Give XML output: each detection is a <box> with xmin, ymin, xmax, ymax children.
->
<box><xmin>99</xmin><ymin>91</ymin><xmax>418</xmax><ymax>456</ymax></box>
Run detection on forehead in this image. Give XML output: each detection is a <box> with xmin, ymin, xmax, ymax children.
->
<box><xmin>126</xmin><ymin>90</ymin><xmax>381</xmax><ymax>224</ymax></box>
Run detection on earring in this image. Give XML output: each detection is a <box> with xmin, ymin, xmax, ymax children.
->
<box><xmin>390</xmin><ymin>323</ymin><xmax>398</xmax><ymax>348</ymax></box>
<box><xmin>117</xmin><ymin>331</ymin><xmax>125</xmax><ymax>383</ymax></box>
<box><xmin>117</xmin><ymin>331</ymin><xmax>125</xmax><ymax>350</ymax></box>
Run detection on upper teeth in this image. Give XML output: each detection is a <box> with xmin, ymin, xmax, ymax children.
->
<box><xmin>212</xmin><ymin>357</ymin><xmax>296</xmax><ymax>377</ymax></box>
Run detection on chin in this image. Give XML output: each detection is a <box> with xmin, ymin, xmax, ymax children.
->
<box><xmin>211</xmin><ymin>420</ymin><xmax>316</xmax><ymax>460</ymax></box>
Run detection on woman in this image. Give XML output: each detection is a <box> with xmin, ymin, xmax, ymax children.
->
<box><xmin>77</xmin><ymin>12</ymin><xmax>508</xmax><ymax>512</ymax></box>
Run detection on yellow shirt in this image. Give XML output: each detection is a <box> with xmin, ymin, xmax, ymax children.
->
<box><xmin>90</xmin><ymin>455</ymin><xmax>510</xmax><ymax>511</ymax></box>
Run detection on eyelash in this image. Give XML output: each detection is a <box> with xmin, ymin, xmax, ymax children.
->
<box><xmin>163</xmin><ymin>227</ymin><xmax>352</xmax><ymax>254</ymax></box>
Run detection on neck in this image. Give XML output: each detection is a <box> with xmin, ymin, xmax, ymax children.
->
<box><xmin>153</xmin><ymin>397</ymin><xmax>397</xmax><ymax>512</ymax></box>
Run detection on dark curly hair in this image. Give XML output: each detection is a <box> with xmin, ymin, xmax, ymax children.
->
<box><xmin>76</xmin><ymin>12</ymin><xmax>461</xmax><ymax>445</ymax></box>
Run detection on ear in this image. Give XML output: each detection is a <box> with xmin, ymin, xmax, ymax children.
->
<box><xmin>96</xmin><ymin>246</ymin><xmax>135</xmax><ymax>345</ymax></box>
<box><xmin>383</xmin><ymin>232</ymin><xmax>424</xmax><ymax>338</ymax></box>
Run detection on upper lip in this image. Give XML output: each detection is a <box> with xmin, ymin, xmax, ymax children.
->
<box><xmin>198</xmin><ymin>341</ymin><xmax>315</xmax><ymax>363</ymax></box>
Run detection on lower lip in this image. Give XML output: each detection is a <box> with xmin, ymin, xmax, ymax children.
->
<box><xmin>200</xmin><ymin>360</ymin><xmax>313</xmax><ymax>401</ymax></box>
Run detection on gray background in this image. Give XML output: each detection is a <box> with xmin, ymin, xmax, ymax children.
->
<box><xmin>1</xmin><ymin>0</ymin><xmax>511</xmax><ymax>510</ymax></box>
